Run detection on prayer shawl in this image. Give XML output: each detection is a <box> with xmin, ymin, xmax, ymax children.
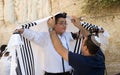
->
<box><xmin>7</xmin><ymin>14</ymin><xmax>109</xmax><ymax>75</ymax></box>
<box><xmin>7</xmin><ymin>14</ymin><xmax>78</xmax><ymax>75</ymax></box>
<box><xmin>0</xmin><ymin>54</ymin><xmax>11</xmax><ymax>75</ymax></box>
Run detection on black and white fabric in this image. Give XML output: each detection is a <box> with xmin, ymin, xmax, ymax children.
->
<box><xmin>7</xmin><ymin>14</ymin><xmax>109</xmax><ymax>75</ymax></box>
<box><xmin>81</xmin><ymin>21</ymin><xmax>109</xmax><ymax>50</ymax></box>
<box><xmin>7</xmin><ymin>14</ymin><xmax>79</xmax><ymax>75</ymax></box>
<box><xmin>73</xmin><ymin>21</ymin><xmax>110</xmax><ymax>54</ymax></box>
<box><xmin>80</xmin><ymin>21</ymin><xmax>104</xmax><ymax>35</ymax></box>
<box><xmin>73</xmin><ymin>31</ymin><xmax>82</xmax><ymax>54</ymax></box>
<box><xmin>7</xmin><ymin>17</ymin><xmax>51</xmax><ymax>75</ymax></box>
<box><xmin>18</xmin><ymin>22</ymin><xmax>37</xmax><ymax>75</ymax></box>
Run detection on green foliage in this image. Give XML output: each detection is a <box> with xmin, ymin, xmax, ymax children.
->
<box><xmin>86</xmin><ymin>0</ymin><xmax>120</xmax><ymax>8</ymax></box>
<box><xmin>83</xmin><ymin>0</ymin><xmax>120</xmax><ymax>14</ymax></box>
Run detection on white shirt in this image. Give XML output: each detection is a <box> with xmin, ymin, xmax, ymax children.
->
<box><xmin>22</xmin><ymin>29</ymin><xmax>74</xmax><ymax>73</ymax></box>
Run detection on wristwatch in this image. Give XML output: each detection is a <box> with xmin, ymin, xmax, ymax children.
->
<box><xmin>49</xmin><ymin>27</ymin><xmax>54</xmax><ymax>31</ymax></box>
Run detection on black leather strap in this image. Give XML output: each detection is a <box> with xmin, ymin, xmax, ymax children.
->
<box><xmin>62</xmin><ymin>57</ymin><xmax>65</xmax><ymax>73</ymax></box>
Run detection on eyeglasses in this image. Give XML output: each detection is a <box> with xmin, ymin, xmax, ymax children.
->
<box><xmin>57</xmin><ymin>22</ymin><xmax>68</xmax><ymax>25</ymax></box>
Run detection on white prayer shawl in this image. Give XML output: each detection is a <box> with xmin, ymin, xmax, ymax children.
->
<box><xmin>0</xmin><ymin>53</ymin><xmax>11</xmax><ymax>75</ymax></box>
<box><xmin>7</xmin><ymin>14</ymin><xmax>78</xmax><ymax>75</ymax></box>
<box><xmin>7</xmin><ymin>13</ymin><xmax>109</xmax><ymax>75</ymax></box>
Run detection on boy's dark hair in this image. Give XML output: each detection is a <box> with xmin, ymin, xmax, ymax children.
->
<box><xmin>0</xmin><ymin>44</ymin><xmax>7</xmax><ymax>52</ymax></box>
<box><xmin>85</xmin><ymin>35</ymin><xmax>100</xmax><ymax>55</ymax></box>
<box><xmin>55</xmin><ymin>12</ymin><xmax>67</xmax><ymax>24</ymax></box>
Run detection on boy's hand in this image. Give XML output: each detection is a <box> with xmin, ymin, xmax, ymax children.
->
<box><xmin>13</xmin><ymin>28</ymin><xmax>24</xmax><ymax>34</ymax></box>
<box><xmin>47</xmin><ymin>17</ymin><xmax>55</xmax><ymax>28</ymax></box>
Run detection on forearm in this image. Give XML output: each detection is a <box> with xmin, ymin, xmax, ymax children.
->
<box><xmin>80</xmin><ymin>21</ymin><xmax>104</xmax><ymax>33</ymax></box>
<box><xmin>71</xmin><ymin>16</ymin><xmax>90</xmax><ymax>37</ymax></box>
<box><xmin>49</xmin><ymin>30</ymin><xmax>68</xmax><ymax>61</ymax></box>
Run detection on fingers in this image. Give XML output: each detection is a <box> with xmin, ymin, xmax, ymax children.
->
<box><xmin>79</xmin><ymin>17</ymin><xmax>84</xmax><ymax>21</ymax></box>
<box><xmin>71</xmin><ymin>16</ymin><xmax>75</xmax><ymax>22</ymax></box>
<box><xmin>13</xmin><ymin>29</ymin><xmax>24</xmax><ymax>34</ymax></box>
<box><xmin>71</xmin><ymin>16</ymin><xmax>80</xmax><ymax>26</ymax></box>
<box><xmin>48</xmin><ymin>16</ymin><xmax>55</xmax><ymax>22</ymax></box>
<box><xmin>47</xmin><ymin>16</ymin><xmax>55</xmax><ymax>28</ymax></box>
<box><xmin>13</xmin><ymin>29</ymin><xmax>20</xmax><ymax>34</ymax></box>
<box><xmin>71</xmin><ymin>16</ymin><xmax>81</xmax><ymax>21</ymax></box>
<box><xmin>71</xmin><ymin>18</ymin><xmax>76</xmax><ymax>23</ymax></box>
<box><xmin>71</xmin><ymin>16</ymin><xmax>79</xmax><ymax>23</ymax></box>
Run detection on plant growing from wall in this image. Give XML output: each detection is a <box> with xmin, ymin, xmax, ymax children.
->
<box><xmin>83</xmin><ymin>0</ymin><xmax>120</xmax><ymax>14</ymax></box>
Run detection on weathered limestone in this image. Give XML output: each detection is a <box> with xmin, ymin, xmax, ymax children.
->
<box><xmin>0</xmin><ymin>0</ymin><xmax>120</xmax><ymax>75</ymax></box>
<box><xmin>0</xmin><ymin>0</ymin><xmax>4</xmax><ymax>27</ymax></box>
<box><xmin>4</xmin><ymin>0</ymin><xmax>15</xmax><ymax>24</ymax></box>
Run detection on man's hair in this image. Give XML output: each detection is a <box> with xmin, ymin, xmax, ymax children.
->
<box><xmin>85</xmin><ymin>35</ymin><xmax>100</xmax><ymax>55</ymax></box>
<box><xmin>0</xmin><ymin>44</ymin><xmax>7</xmax><ymax>52</ymax></box>
<box><xmin>55</xmin><ymin>12</ymin><xmax>67</xmax><ymax>24</ymax></box>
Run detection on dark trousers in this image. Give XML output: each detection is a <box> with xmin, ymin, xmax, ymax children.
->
<box><xmin>44</xmin><ymin>71</ymin><xmax>72</xmax><ymax>75</ymax></box>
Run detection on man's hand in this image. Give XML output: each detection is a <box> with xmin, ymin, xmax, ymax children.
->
<box><xmin>13</xmin><ymin>28</ymin><xmax>24</xmax><ymax>34</ymax></box>
<box><xmin>71</xmin><ymin>16</ymin><xmax>90</xmax><ymax>37</ymax></box>
<box><xmin>47</xmin><ymin>17</ymin><xmax>55</xmax><ymax>28</ymax></box>
<box><xmin>71</xmin><ymin>16</ymin><xmax>81</xmax><ymax>28</ymax></box>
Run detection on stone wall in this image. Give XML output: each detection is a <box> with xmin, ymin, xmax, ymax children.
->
<box><xmin>0</xmin><ymin>0</ymin><xmax>120</xmax><ymax>74</ymax></box>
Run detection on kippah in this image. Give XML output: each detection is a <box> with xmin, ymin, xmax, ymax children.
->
<box><xmin>91</xmin><ymin>35</ymin><xmax>101</xmax><ymax>47</ymax></box>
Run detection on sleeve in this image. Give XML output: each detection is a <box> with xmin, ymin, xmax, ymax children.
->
<box><xmin>97</xmin><ymin>49</ymin><xmax>105</xmax><ymax>61</ymax></box>
<box><xmin>22</xmin><ymin>29</ymin><xmax>46</xmax><ymax>46</ymax></box>
<box><xmin>68</xmin><ymin>51</ymin><xmax>85</xmax><ymax>69</ymax></box>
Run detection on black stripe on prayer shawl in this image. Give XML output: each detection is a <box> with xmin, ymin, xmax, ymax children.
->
<box><xmin>74</xmin><ymin>31</ymin><xmax>82</xmax><ymax>54</ymax></box>
<box><xmin>20</xmin><ymin>44</ymin><xmax>28</xmax><ymax>75</ymax></box>
<box><xmin>81</xmin><ymin>22</ymin><xmax>99</xmax><ymax>32</ymax></box>
<box><xmin>74</xmin><ymin>21</ymin><xmax>101</xmax><ymax>54</ymax></box>
<box><xmin>16</xmin><ymin>49</ymin><xmax>22</xmax><ymax>75</ymax></box>
<box><xmin>25</xmin><ymin>36</ymin><xmax>35</xmax><ymax>75</ymax></box>
<box><xmin>76</xmin><ymin>39</ymin><xmax>81</xmax><ymax>54</ymax></box>
<box><xmin>23</xmin><ymin>37</ymin><xmax>31</xmax><ymax>75</ymax></box>
<box><xmin>25</xmin><ymin>24</ymin><xmax>32</xmax><ymax>75</ymax></box>
<box><xmin>18</xmin><ymin>22</ymin><xmax>37</xmax><ymax>75</ymax></box>
<box><xmin>24</xmin><ymin>24</ymin><xmax>35</xmax><ymax>75</ymax></box>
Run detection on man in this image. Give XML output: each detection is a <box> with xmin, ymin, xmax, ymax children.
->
<box><xmin>47</xmin><ymin>16</ymin><xmax>105</xmax><ymax>75</ymax></box>
<box><xmin>15</xmin><ymin>13</ymin><xmax>78</xmax><ymax>75</ymax></box>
